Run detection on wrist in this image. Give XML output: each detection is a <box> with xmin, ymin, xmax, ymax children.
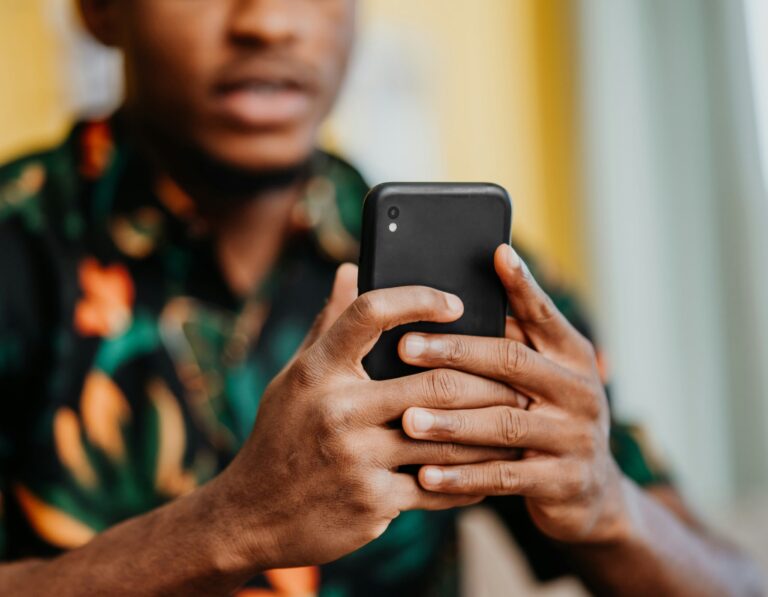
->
<box><xmin>583</xmin><ymin>473</ymin><xmax>645</xmax><ymax>548</ymax></box>
<box><xmin>192</xmin><ymin>472</ymin><xmax>280</xmax><ymax>579</ymax></box>
<box><xmin>559</xmin><ymin>467</ymin><xmax>639</xmax><ymax>549</ymax></box>
<box><xmin>600</xmin><ymin>474</ymin><xmax>641</xmax><ymax>545</ymax></box>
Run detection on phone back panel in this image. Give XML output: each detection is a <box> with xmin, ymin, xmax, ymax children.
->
<box><xmin>358</xmin><ymin>183</ymin><xmax>512</xmax><ymax>380</ymax></box>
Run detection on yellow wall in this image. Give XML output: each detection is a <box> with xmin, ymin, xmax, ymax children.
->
<box><xmin>0</xmin><ymin>0</ymin><xmax>588</xmax><ymax>295</ymax></box>
<box><xmin>0</xmin><ymin>0</ymin><xmax>71</xmax><ymax>163</ymax></box>
<box><xmin>354</xmin><ymin>0</ymin><xmax>589</xmax><ymax>296</ymax></box>
<box><xmin>530</xmin><ymin>1</ymin><xmax>589</xmax><ymax>297</ymax></box>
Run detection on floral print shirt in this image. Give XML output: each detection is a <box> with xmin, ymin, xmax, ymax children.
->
<box><xmin>0</xmin><ymin>117</ymin><xmax>669</xmax><ymax>596</ymax></box>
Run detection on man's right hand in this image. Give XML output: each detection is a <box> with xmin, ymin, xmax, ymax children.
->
<box><xmin>212</xmin><ymin>264</ymin><xmax>525</xmax><ymax>571</ymax></box>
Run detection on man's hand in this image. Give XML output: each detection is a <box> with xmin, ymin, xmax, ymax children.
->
<box><xmin>397</xmin><ymin>245</ymin><xmax>629</xmax><ymax>545</ymax></box>
<box><xmin>212</xmin><ymin>264</ymin><xmax>527</xmax><ymax>571</ymax></box>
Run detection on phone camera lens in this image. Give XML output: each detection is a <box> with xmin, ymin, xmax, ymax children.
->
<box><xmin>388</xmin><ymin>206</ymin><xmax>400</xmax><ymax>220</ymax></box>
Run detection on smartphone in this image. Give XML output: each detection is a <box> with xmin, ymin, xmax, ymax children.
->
<box><xmin>358</xmin><ymin>182</ymin><xmax>513</xmax><ymax>380</ymax></box>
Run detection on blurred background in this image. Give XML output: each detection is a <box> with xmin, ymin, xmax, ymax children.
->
<box><xmin>2</xmin><ymin>0</ymin><xmax>767</xmax><ymax>593</ymax></box>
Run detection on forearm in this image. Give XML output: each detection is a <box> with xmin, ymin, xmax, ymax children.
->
<box><xmin>0</xmin><ymin>478</ymin><xmax>270</xmax><ymax>596</ymax></box>
<box><xmin>565</xmin><ymin>478</ymin><xmax>763</xmax><ymax>596</ymax></box>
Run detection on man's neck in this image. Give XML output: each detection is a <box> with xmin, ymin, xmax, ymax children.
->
<box><xmin>121</xmin><ymin>110</ymin><xmax>310</xmax><ymax>297</ymax></box>
<box><xmin>212</xmin><ymin>184</ymin><xmax>303</xmax><ymax>297</ymax></box>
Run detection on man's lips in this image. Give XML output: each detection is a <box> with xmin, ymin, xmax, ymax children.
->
<box><xmin>212</xmin><ymin>78</ymin><xmax>315</xmax><ymax>129</ymax></box>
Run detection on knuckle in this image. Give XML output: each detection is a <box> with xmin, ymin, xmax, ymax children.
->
<box><xmin>349</xmin><ymin>487</ymin><xmax>378</xmax><ymax>518</ymax></box>
<box><xmin>367</xmin><ymin>445</ymin><xmax>390</xmax><ymax>470</ymax></box>
<box><xmin>576</xmin><ymin>379</ymin><xmax>604</xmax><ymax>420</ymax></box>
<box><xmin>349</xmin><ymin>293</ymin><xmax>377</xmax><ymax>325</ymax></box>
<box><xmin>492</xmin><ymin>464</ymin><xmax>520</xmax><ymax>493</ymax></box>
<box><xmin>501</xmin><ymin>340</ymin><xmax>527</xmax><ymax>373</ymax></box>
<box><xmin>575</xmin><ymin>425</ymin><xmax>597</xmax><ymax>457</ymax></box>
<box><xmin>414</xmin><ymin>287</ymin><xmax>436</xmax><ymax>310</ymax></box>
<box><xmin>358</xmin><ymin>473</ymin><xmax>386</xmax><ymax>502</ymax></box>
<box><xmin>317</xmin><ymin>433</ymin><xmax>339</xmax><ymax>466</ymax></box>
<box><xmin>331</xmin><ymin>397</ymin><xmax>360</xmax><ymax>431</ymax></box>
<box><xmin>560</xmin><ymin>463</ymin><xmax>590</xmax><ymax>500</ymax></box>
<box><xmin>317</xmin><ymin>399</ymin><xmax>353</xmax><ymax>439</ymax></box>
<box><xmin>571</xmin><ymin>373</ymin><xmax>594</xmax><ymax>398</ymax></box>
<box><xmin>519</xmin><ymin>259</ymin><xmax>534</xmax><ymax>282</ymax></box>
<box><xmin>337</xmin><ymin>432</ymin><xmax>364</xmax><ymax>465</ymax></box>
<box><xmin>582</xmin><ymin>402</ymin><xmax>600</xmax><ymax>423</ymax></box>
<box><xmin>317</xmin><ymin>400</ymin><xmax>337</xmax><ymax>430</ymax></box>
<box><xmin>529</xmin><ymin>294</ymin><xmax>558</xmax><ymax>324</ymax></box>
<box><xmin>424</xmin><ymin>369</ymin><xmax>459</xmax><ymax>407</ymax></box>
<box><xmin>444</xmin><ymin>337</ymin><xmax>470</xmax><ymax>363</ymax></box>
<box><xmin>559</xmin><ymin>477</ymin><xmax>580</xmax><ymax>501</ymax></box>
<box><xmin>289</xmin><ymin>354</ymin><xmax>322</xmax><ymax>390</ymax></box>
<box><xmin>422</xmin><ymin>287</ymin><xmax>447</xmax><ymax>311</ymax></box>
<box><xmin>449</xmin><ymin>466</ymin><xmax>471</xmax><ymax>489</ymax></box>
<box><xmin>497</xmin><ymin>407</ymin><xmax>529</xmax><ymax>446</ymax></box>
<box><xmin>445</xmin><ymin>413</ymin><xmax>467</xmax><ymax>439</ymax></box>
<box><xmin>437</xmin><ymin>441</ymin><xmax>462</xmax><ymax>462</ymax></box>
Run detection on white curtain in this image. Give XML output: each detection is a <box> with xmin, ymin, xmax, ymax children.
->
<box><xmin>578</xmin><ymin>0</ymin><xmax>768</xmax><ymax>519</ymax></box>
<box><xmin>49</xmin><ymin>0</ymin><xmax>123</xmax><ymax>117</ymax></box>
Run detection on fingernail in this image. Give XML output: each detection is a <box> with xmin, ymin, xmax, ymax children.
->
<box><xmin>411</xmin><ymin>408</ymin><xmax>435</xmax><ymax>432</ymax></box>
<box><xmin>403</xmin><ymin>334</ymin><xmax>427</xmax><ymax>358</ymax></box>
<box><xmin>504</xmin><ymin>244</ymin><xmax>520</xmax><ymax>269</ymax></box>
<box><xmin>445</xmin><ymin>294</ymin><xmax>463</xmax><ymax>314</ymax></box>
<box><xmin>423</xmin><ymin>467</ymin><xmax>443</xmax><ymax>486</ymax></box>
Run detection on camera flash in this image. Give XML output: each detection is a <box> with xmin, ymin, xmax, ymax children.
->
<box><xmin>389</xmin><ymin>222</ymin><xmax>398</xmax><ymax>232</ymax></box>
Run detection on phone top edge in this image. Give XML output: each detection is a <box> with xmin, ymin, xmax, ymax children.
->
<box><xmin>365</xmin><ymin>181</ymin><xmax>512</xmax><ymax>199</ymax></box>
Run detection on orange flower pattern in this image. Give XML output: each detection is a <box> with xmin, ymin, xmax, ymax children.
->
<box><xmin>236</xmin><ymin>567</ymin><xmax>320</xmax><ymax>597</ymax></box>
<box><xmin>79</xmin><ymin>121</ymin><xmax>114</xmax><ymax>180</ymax></box>
<box><xmin>74</xmin><ymin>258</ymin><xmax>135</xmax><ymax>338</ymax></box>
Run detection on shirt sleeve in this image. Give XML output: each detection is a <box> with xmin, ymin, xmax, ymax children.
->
<box><xmin>0</xmin><ymin>167</ymin><xmax>55</xmax><ymax>559</ymax></box>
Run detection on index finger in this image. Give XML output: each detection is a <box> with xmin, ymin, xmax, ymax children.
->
<box><xmin>295</xmin><ymin>263</ymin><xmax>359</xmax><ymax>357</ymax></box>
<box><xmin>317</xmin><ymin>286</ymin><xmax>464</xmax><ymax>368</ymax></box>
<box><xmin>369</xmin><ymin>368</ymin><xmax>529</xmax><ymax>424</ymax></box>
<box><xmin>494</xmin><ymin>245</ymin><xmax>593</xmax><ymax>365</ymax></box>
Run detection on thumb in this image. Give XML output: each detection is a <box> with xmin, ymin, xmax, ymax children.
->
<box><xmin>296</xmin><ymin>263</ymin><xmax>359</xmax><ymax>355</ymax></box>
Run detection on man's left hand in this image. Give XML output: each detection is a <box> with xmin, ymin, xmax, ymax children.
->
<box><xmin>398</xmin><ymin>244</ymin><xmax>630</xmax><ymax>545</ymax></box>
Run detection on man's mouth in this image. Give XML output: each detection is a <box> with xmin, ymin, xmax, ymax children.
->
<box><xmin>212</xmin><ymin>77</ymin><xmax>315</xmax><ymax>129</ymax></box>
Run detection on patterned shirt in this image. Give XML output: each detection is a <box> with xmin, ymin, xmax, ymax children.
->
<box><xmin>0</xmin><ymin>117</ymin><xmax>669</xmax><ymax>596</ymax></box>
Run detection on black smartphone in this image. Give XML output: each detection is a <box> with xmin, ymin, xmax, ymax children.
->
<box><xmin>358</xmin><ymin>182</ymin><xmax>513</xmax><ymax>380</ymax></box>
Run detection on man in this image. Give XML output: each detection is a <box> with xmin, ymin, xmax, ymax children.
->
<box><xmin>0</xmin><ymin>0</ymin><xmax>761</xmax><ymax>595</ymax></box>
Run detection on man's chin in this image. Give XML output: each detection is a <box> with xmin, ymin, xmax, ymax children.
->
<box><xmin>198</xmin><ymin>128</ymin><xmax>319</xmax><ymax>176</ymax></box>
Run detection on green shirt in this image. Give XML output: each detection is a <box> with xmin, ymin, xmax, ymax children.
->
<box><xmin>0</xmin><ymin>117</ymin><xmax>669</xmax><ymax>596</ymax></box>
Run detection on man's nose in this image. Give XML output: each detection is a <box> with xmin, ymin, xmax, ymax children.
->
<box><xmin>228</xmin><ymin>0</ymin><xmax>300</xmax><ymax>47</ymax></box>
